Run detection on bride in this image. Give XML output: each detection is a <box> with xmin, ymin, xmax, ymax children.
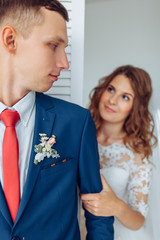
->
<box><xmin>81</xmin><ymin>65</ymin><xmax>157</xmax><ymax>240</ymax></box>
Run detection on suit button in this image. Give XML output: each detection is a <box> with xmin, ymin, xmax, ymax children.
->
<box><xmin>12</xmin><ymin>237</ymin><xmax>21</xmax><ymax>240</ymax></box>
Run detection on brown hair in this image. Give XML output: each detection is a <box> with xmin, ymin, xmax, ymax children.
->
<box><xmin>0</xmin><ymin>0</ymin><xmax>69</xmax><ymax>37</ymax></box>
<box><xmin>89</xmin><ymin>65</ymin><xmax>157</xmax><ymax>160</ymax></box>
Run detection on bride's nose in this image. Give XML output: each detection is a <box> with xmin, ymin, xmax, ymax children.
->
<box><xmin>109</xmin><ymin>94</ymin><xmax>118</xmax><ymax>105</ymax></box>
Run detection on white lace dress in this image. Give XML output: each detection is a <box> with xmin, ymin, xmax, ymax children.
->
<box><xmin>99</xmin><ymin>143</ymin><xmax>152</xmax><ymax>240</ymax></box>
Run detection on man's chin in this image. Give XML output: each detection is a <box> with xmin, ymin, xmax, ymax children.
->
<box><xmin>36</xmin><ymin>84</ymin><xmax>53</xmax><ymax>94</ymax></box>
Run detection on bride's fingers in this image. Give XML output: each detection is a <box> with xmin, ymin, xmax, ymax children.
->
<box><xmin>83</xmin><ymin>202</ymin><xmax>97</xmax><ymax>214</ymax></box>
<box><xmin>100</xmin><ymin>173</ymin><xmax>112</xmax><ymax>192</ymax></box>
<box><xmin>82</xmin><ymin>200</ymin><xmax>93</xmax><ymax>207</ymax></box>
<box><xmin>81</xmin><ymin>193</ymin><xmax>99</xmax><ymax>201</ymax></box>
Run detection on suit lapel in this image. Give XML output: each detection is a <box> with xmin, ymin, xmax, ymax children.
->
<box><xmin>14</xmin><ymin>93</ymin><xmax>56</xmax><ymax>227</ymax></box>
<box><xmin>0</xmin><ymin>183</ymin><xmax>12</xmax><ymax>227</ymax></box>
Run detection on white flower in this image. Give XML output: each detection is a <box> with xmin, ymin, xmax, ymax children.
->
<box><xmin>47</xmin><ymin>152</ymin><xmax>51</xmax><ymax>158</ymax></box>
<box><xmin>41</xmin><ymin>137</ymin><xmax>49</xmax><ymax>142</ymax></box>
<box><xmin>34</xmin><ymin>133</ymin><xmax>60</xmax><ymax>165</ymax></box>
<box><xmin>34</xmin><ymin>152</ymin><xmax>45</xmax><ymax>163</ymax></box>
<box><xmin>45</xmin><ymin>143</ymin><xmax>52</xmax><ymax>151</ymax></box>
<box><xmin>39</xmin><ymin>133</ymin><xmax>47</xmax><ymax>137</ymax></box>
<box><xmin>42</xmin><ymin>147</ymin><xmax>47</xmax><ymax>152</ymax></box>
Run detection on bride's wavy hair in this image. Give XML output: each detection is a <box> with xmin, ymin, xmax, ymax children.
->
<box><xmin>89</xmin><ymin>65</ymin><xmax>157</xmax><ymax>160</ymax></box>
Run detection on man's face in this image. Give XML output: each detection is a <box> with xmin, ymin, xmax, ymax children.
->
<box><xmin>14</xmin><ymin>8</ymin><xmax>69</xmax><ymax>94</ymax></box>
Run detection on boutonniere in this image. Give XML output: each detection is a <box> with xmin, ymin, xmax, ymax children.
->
<box><xmin>34</xmin><ymin>133</ymin><xmax>60</xmax><ymax>165</ymax></box>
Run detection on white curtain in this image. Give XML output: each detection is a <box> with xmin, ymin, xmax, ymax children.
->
<box><xmin>145</xmin><ymin>106</ymin><xmax>160</xmax><ymax>240</ymax></box>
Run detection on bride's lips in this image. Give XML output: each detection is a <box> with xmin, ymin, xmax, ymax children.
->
<box><xmin>104</xmin><ymin>105</ymin><xmax>116</xmax><ymax>113</ymax></box>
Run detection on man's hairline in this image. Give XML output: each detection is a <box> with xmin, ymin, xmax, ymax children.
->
<box><xmin>0</xmin><ymin>7</ymin><xmax>67</xmax><ymax>38</ymax></box>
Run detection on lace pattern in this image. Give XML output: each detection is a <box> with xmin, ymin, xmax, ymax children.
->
<box><xmin>99</xmin><ymin>143</ymin><xmax>152</xmax><ymax>217</ymax></box>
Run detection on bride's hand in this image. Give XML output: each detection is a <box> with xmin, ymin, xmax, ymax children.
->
<box><xmin>81</xmin><ymin>173</ymin><xmax>120</xmax><ymax>217</ymax></box>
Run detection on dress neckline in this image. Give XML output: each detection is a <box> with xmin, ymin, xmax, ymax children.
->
<box><xmin>98</xmin><ymin>142</ymin><xmax>125</xmax><ymax>148</ymax></box>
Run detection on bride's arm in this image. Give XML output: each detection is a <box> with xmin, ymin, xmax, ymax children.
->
<box><xmin>113</xmin><ymin>194</ymin><xmax>145</xmax><ymax>230</ymax></box>
<box><xmin>81</xmin><ymin>174</ymin><xmax>145</xmax><ymax>230</ymax></box>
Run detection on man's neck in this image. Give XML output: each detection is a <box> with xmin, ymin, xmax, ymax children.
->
<box><xmin>0</xmin><ymin>82</ymin><xmax>30</xmax><ymax>107</ymax></box>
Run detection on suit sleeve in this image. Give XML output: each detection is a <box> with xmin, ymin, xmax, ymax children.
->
<box><xmin>78</xmin><ymin>110</ymin><xmax>114</xmax><ymax>240</ymax></box>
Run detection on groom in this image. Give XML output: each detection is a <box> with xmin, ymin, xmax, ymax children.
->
<box><xmin>0</xmin><ymin>1</ymin><xmax>114</xmax><ymax>239</ymax></box>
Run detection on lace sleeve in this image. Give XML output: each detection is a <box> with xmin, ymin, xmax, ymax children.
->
<box><xmin>127</xmin><ymin>154</ymin><xmax>152</xmax><ymax>218</ymax></box>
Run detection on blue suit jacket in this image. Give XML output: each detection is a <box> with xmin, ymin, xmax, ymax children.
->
<box><xmin>0</xmin><ymin>93</ymin><xmax>114</xmax><ymax>240</ymax></box>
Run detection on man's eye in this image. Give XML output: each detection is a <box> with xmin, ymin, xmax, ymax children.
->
<box><xmin>51</xmin><ymin>44</ymin><xmax>58</xmax><ymax>50</ymax></box>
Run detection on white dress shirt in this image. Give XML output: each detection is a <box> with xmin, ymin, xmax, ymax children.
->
<box><xmin>0</xmin><ymin>91</ymin><xmax>35</xmax><ymax>197</ymax></box>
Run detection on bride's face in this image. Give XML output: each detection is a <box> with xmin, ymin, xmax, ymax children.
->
<box><xmin>98</xmin><ymin>74</ymin><xmax>135</xmax><ymax>125</ymax></box>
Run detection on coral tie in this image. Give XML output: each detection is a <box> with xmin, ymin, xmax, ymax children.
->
<box><xmin>1</xmin><ymin>109</ymin><xmax>20</xmax><ymax>222</ymax></box>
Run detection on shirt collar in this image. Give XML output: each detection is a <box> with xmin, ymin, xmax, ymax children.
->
<box><xmin>0</xmin><ymin>91</ymin><xmax>35</xmax><ymax>127</ymax></box>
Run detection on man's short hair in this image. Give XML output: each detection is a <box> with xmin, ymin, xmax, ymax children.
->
<box><xmin>0</xmin><ymin>0</ymin><xmax>69</xmax><ymax>37</ymax></box>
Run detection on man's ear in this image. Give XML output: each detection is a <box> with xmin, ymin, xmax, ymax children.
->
<box><xmin>1</xmin><ymin>25</ymin><xmax>17</xmax><ymax>53</ymax></box>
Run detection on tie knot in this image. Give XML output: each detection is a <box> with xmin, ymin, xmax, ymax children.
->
<box><xmin>1</xmin><ymin>109</ymin><xmax>20</xmax><ymax>127</ymax></box>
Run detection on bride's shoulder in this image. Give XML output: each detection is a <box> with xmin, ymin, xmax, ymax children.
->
<box><xmin>98</xmin><ymin>142</ymin><xmax>134</xmax><ymax>161</ymax></box>
<box><xmin>129</xmin><ymin>151</ymin><xmax>152</xmax><ymax>175</ymax></box>
<box><xmin>132</xmin><ymin>152</ymin><xmax>151</xmax><ymax>166</ymax></box>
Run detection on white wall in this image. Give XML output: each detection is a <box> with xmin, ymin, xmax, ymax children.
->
<box><xmin>84</xmin><ymin>1</ymin><xmax>160</xmax><ymax>239</ymax></box>
<box><xmin>71</xmin><ymin>0</ymin><xmax>85</xmax><ymax>105</ymax></box>
<box><xmin>83</xmin><ymin>0</ymin><xmax>160</xmax><ymax>108</ymax></box>
<box><xmin>46</xmin><ymin>0</ymin><xmax>85</xmax><ymax>106</ymax></box>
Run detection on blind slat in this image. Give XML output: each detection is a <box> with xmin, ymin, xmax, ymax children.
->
<box><xmin>44</xmin><ymin>0</ymin><xmax>72</xmax><ymax>102</ymax></box>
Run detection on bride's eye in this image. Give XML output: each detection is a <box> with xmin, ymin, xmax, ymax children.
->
<box><xmin>122</xmin><ymin>95</ymin><xmax>129</xmax><ymax>101</ymax></box>
<box><xmin>107</xmin><ymin>86</ymin><xmax>114</xmax><ymax>93</ymax></box>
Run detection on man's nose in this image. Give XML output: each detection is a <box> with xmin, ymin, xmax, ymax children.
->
<box><xmin>56</xmin><ymin>51</ymin><xmax>69</xmax><ymax>70</ymax></box>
